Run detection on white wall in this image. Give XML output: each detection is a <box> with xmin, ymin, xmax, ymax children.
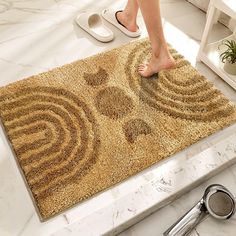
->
<box><xmin>188</xmin><ymin>0</ymin><xmax>209</xmax><ymax>11</ymax></box>
<box><xmin>187</xmin><ymin>0</ymin><xmax>236</xmax><ymax>32</ymax></box>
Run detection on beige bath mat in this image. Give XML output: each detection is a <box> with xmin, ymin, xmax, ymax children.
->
<box><xmin>0</xmin><ymin>38</ymin><xmax>236</xmax><ymax>220</ymax></box>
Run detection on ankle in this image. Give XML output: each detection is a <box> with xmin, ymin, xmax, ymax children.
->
<box><xmin>120</xmin><ymin>10</ymin><xmax>136</xmax><ymax>25</ymax></box>
<box><xmin>152</xmin><ymin>46</ymin><xmax>171</xmax><ymax>60</ymax></box>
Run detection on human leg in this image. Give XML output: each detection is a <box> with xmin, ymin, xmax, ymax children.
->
<box><xmin>137</xmin><ymin>0</ymin><xmax>175</xmax><ymax>77</ymax></box>
<box><xmin>116</xmin><ymin>0</ymin><xmax>139</xmax><ymax>32</ymax></box>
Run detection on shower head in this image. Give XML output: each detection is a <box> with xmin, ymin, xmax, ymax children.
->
<box><xmin>164</xmin><ymin>184</ymin><xmax>235</xmax><ymax>236</ymax></box>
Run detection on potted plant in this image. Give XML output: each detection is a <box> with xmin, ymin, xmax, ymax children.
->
<box><xmin>219</xmin><ymin>39</ymin><xmax>236</xmax><ymax>75</ymax></box>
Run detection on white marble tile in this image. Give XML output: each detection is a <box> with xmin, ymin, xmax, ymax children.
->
<box><xmin>119</xmin><ymin>162</ymin><xmax>236</xmax><ymax>236</ymax></box>
<box><xmin>0</xmin><ymin>0</ymin><xmax>236</xmax><ymax>236</ymax></box>
<box><xmin>0</xmin><ymin>135</ymin><xmax>35</xmax><ymax>236</ymax></box>
<box><xmin>47</xmin><ymin>131</ymin><xmax>236</xmax><ymax>236</ymax></box>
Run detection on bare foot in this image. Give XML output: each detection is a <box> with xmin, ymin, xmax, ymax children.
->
<box><xmin>138</xmin><ymin>52</ymin><xmax>176</xmax><ymax>77</ymax></box>
<box><xmin>116</xmin><ymin>11</ymin><xmax>138</xmax><ymax>32</ymax></box>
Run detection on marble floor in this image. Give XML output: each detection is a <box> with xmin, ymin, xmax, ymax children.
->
<box><xmin>0</xmin><ymin>0</ymin><xmax>236</xmax><ymax>235</ymax></box>
<box><xmin>118</xmin><ymin>168</ymin><xmax>236</xmax><ymax>236</ymax></box>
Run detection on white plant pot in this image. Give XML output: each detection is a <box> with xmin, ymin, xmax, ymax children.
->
<box><xmin>223</xmin><ymin>61</ymin><xmax>236</xmax><ymax>75</ymax></box>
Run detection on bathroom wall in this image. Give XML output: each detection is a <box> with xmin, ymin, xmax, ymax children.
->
<box><xmin>187</xmin><ymin>0</ymin><xmax>236</xmax><ymax>32</ymax></box>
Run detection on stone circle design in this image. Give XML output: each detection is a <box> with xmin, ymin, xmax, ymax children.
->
<box><xmin>123</xmin><ymin>119</ymin><xmax>152</xmax><ymax>143</ymax></box>
<box><xmin>83</xmin><ymin>67</ymin><xmax>109</xmax><ymax>86</ymax></box>
<box><xmin>95</xmin><ymin>86</ymin><xmax>134</xmax><ymax>119</ymax></box>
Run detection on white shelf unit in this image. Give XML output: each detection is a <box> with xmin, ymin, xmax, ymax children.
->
<box><xmin>197</xmin><ymin>0</ymin><xmax>236</xmax><ymax>91</ymax></box>
<box><xmin>199</xmin><ymin>34</ymin><xmax>236</xmax><ymax>90</ymax></box>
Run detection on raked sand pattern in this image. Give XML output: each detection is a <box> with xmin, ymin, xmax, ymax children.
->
<box><xmin>0</xmin><ymin>38</ymin><xmax>236</xmax><ymax>220</ymax></box>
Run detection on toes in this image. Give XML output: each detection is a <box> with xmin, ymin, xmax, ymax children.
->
<box><xmin>138</xmin><ymin>71</ymin><xmax>145</xmax><ymax>77</ymax></box>
<box><xmin>138</xmin><ymin>62</ymin><xmax>156</xmax><ymax>77</ymax></box>
<box><xmin>138</xmin><ymin>69</ymin><xmax>148</xmax><ymax>77</ymax></box>
<box><xmin>138</xmin><ymin>66</ymin><xmax>145</xmax><ymax>71</ymax></box>
<box><xmin>138</xmin><ymin>68</ymin><xmax>146</xmax><ymax>74</ymax></box>
<box><xmin>138</xmin><ymin>64</ymin><xmax>146</xmax><ymax>69</ymax></box>
<box><xmin>139</xmin><ymin>62</ymin><xmax>148</xmax><ymax>66</ymax></box>
<box><xmin>138</xmin><ymin>64</ymin><xmax>148</xmax><ymax>72</ymax></box>
<box><xmin>139</xmin><ymin>68</ymin><xmax>152</xmax><ymax>78</ymax></box>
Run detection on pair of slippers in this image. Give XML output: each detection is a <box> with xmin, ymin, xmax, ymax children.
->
<box><xmin>76</xmin><ymin>9</ymin><xmax>141</xmax><ymax>42</ymax></box>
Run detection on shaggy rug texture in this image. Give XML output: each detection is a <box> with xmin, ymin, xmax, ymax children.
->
<box><xmin>0</xmin><ymin>38</ymin><xmax>236</xmax><ymax>220</ymax></box>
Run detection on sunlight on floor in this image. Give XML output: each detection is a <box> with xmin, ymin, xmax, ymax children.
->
<box><xmin>162</xmin><ymin>19</ymin><xmax>200</xmax><ymax>65</ymax></box>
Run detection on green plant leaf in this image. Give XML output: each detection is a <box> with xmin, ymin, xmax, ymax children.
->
<box><xmin>219</xmin><ymin>39</ymin><xmax>236</xmax><ymax>64</ymax></box>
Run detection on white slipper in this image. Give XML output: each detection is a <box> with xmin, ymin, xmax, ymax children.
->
<box><xmin>76</xmin><ymin>12</ymin><xmax>114</xmax><ymax>43</ymax></box>
<box><xmin>101</xmin><ymin>9</ymin><xmax>141</xmax><ymax>38</ymax></box>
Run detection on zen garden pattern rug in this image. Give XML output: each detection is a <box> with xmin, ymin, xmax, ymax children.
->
<box><xmin>0</xmin><ymin>38</ymin><xmax>236</xmax><ymax>220</ymax></box>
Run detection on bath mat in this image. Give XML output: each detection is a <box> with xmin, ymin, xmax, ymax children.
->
<box><xmin>0</xmin><ymin>38</ymin><xmax>236</xmax><ymax>221</ymax></box>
